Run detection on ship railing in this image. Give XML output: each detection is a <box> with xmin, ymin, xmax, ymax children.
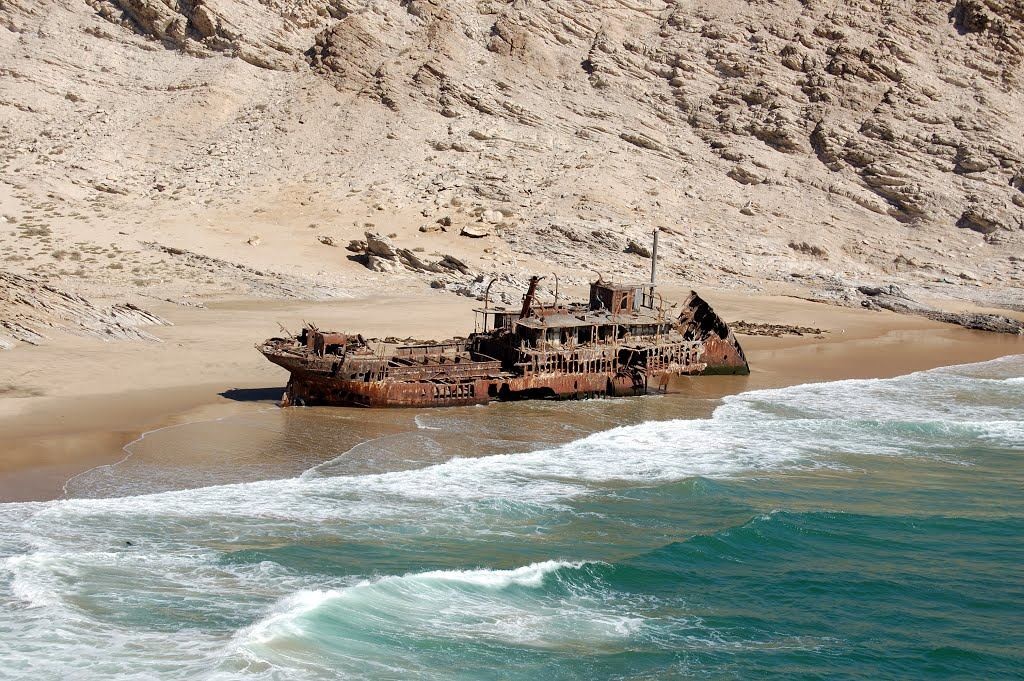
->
<box><xmin>515</xmin><ymin>347</ymin><xmax>618</xmax><ymax>377</ymax></box>
<box><xmin>381</xmin><ymin>360</ymin><xmax>503</xmax><ymax>381</ymax></box>
<box><xmin>617</xmin><ymin>340</ymin><xmax>703</xmax><ymax>373</ymax></box>
<box><xmin>513</xmin><ymin>339</ymin><xmax>705</xmax><ymax>377</ymax></box>
<box><xmin>394</xmin><ymin>341</ymin><xmax>468</xmax><ymax>357</ymax></box>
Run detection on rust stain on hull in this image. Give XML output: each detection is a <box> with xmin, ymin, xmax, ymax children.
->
<box><xmin>259</xmin><ymin>275</ymin><xmax>748</xmax><ymax>408</ymax></box>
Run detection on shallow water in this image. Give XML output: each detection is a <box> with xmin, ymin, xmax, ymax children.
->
<box><xmin>2</xmin><ymin>356</ymin><xmax>1022</xmax><ymax>679</ymax></box>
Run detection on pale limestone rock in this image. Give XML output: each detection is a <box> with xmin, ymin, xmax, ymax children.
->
<box><xmin>364</xmin><ymin>232</ymin><xmax>397</xmax><ymax>258</ymax></box>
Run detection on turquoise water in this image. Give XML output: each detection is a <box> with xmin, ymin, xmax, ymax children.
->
<box><xmin>1</xmin><ymin>356</ymin><xmax>1022</xmax><ymax>679</ymax></box>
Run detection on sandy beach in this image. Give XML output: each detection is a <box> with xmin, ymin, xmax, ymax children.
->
<box><xmin>2</xmin><ymin>287</ymin><xmax>1021</xmax><ymax>503</ymax></box>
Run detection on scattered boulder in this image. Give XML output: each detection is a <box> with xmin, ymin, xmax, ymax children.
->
<box><xmin>730</xmin><ymin>320</ymin><xmax>827</xmax><ymax>337</ymax></box>
<box><xmin>620</xmin><ymin>131</ymin><xmax>665</xmax><ymax>152</ymax></box>
<box><xmin>958</xmin><ymin>207</ymin><xmax>1002</xmax><ymax>234</ymax></box>
<box><xmin>951</xmin><ymin>0</ymin><xmax>1000</xmax><ymax>34</ymax></box>
<box><xmin>90</xmin><ymin>181</ymin><xmax>129</xmax><ymax>195</ymax></box>
<box><xmin>364</xmin><ymin>231</ymin><xmax>398</xmax><ymax>257</ymax></box>
<box><xmin>397</xmin><ymin>248</ymin><xmax>440</xmax><ymax>273</ymax></box>
<box><xmin>625</xmin><ymin>240</ymin><xmax>652</xmax><ymax>258</ymax></box>
<box><xmin>317</xmin><ymin>235</ymin><xmax>337</xmax><ymax>247</ymax></box>
<box><xmin>1010</xmin><ymin>171</ymin><xmax>1024</xmax><ymax>192</ymax></box>
<box><xmin>789</xmin><ymin>241</ymin><xmax>828</xmax><ymax>258</ymax></box>
<box><xmin>349</xmin><ymin>232</ymin><xmax>472</xmax><ymax>277</ymax></box>
<box><xmin>718</xmin><ymin>148</ymin><xmax>745</xmax><ymax>162</ymax></box>
<box><xmin>438</xmin><ymin>255</ymin><xmax>471</xmax><ymax>274</ymax></box>
<box><xmin>460</xmin><ymin>226</ymin><xmax>490</xmax><ymax>238</ymax></box>
<box><xmin>247</xmin><ymin>235</ymin><xmax>262</xmax><ymax>246</ymax></box>
<box><xmin>727</xmin><ymin>165</ymin><xmax>767</xmax><ymax>185</ymax></box>
<box><xmin>857</xmin><ymin>284</ymin><xmax>910</xmax><ymax>299</ymax></box>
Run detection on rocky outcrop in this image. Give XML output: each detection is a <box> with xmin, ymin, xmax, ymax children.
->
<box><xmin>89</xmin><ymin>0</ymin><xmax>313</xmax><ymax>69</ymax></box>
<box><xmin>857</xmin><ymin>284</ymin><xmax>1024</xmax><ymax>334</ymax></box>
<box><xmin>348</xmin><ymin>233</ymin><xmax>471</xmax><ymax>278</ymax></box>
<box><xmin>860</xmin><ymin>164</ymin><xmax>930</xmax><ymax>222</ymax></box>
<box><xmin>727</xmin><ymin>166</ymin><xmax>767</xmax><ymax>185</ymax></box>
<box><xmin>789</xmin><ymin>241</ymin><xmax>828</xmax><ymax>258</ymax></box>
<box><xmin>957</xmin><ymin>199</ymin><xmax>1023</xmax><ymax>234</ymax></box>
<box><xmin>71</xmin><ymin>0</ymin><xmax>1024</xmax><ymax>249</ymax></box>
<box><xmin>364</xmin><ymin>232</ymin><xmax>398</xmax><ymax>258</ymax></box>
<box><xmin>0</xmin><ymin>270</ymin><xmax>171</xmax><ymax>348</ymax></box>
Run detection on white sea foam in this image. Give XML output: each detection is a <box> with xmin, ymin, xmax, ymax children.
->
<box><xmin>3</xmin><ymin>553</ymin><xmax>70</xmax><ymax>608</ymax></box>
<box><xmin>372</xmin><ymin>559</ymin><xmax>581</xmax><ymax>589</ymax></box>
<box><xmin>13</xmin><ymin>356</ymin><xmax>1023</xmax><ymax>544</ymax></box>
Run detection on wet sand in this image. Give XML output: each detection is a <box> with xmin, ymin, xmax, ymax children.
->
<box><xmin>2</xmin><ymin>289</ymin><xmax>1022</xmax><ymax>502</ymax></box>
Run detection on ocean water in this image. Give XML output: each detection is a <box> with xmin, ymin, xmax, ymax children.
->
<box><xmin>1</xmin><ymin>356</ymin><xmax>1022</xmax><ymax>679</ymax></box>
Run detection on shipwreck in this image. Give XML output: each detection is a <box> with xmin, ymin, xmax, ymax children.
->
<box><xmin>258</xmin><ymin>236</ymin><xmax>748</xmax><ymax>408</ymax></box>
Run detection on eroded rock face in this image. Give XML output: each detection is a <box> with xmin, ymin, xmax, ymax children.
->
<box><xmin>0</xmin><ymin>271</ymin><xmax>170</xmax><ymax>349</ymax></box>
<box><xmin>75</xmin><ymin>0</ymin><xmax>1024</xmax><ymax>244</ymax></box>
<box><xmin>88</xmin><ymin>0</ymin><xmax>319</xmax><ymax>69</ymax></box>
<box><xmin>2</xmin><ymin>0</ymin><xmax>1022</xmax><ymax>308</ymax></box>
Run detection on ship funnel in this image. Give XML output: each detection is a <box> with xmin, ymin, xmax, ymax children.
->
<box><xmin>520</xmin><ymin>275</ymin><xmax>543</xmax><ymax>319</ymax></box>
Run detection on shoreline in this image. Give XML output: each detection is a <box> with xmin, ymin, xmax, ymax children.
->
<box><xmin>1</xmin><ymin>289</ymin><xmax>1022</xmax><ymax>503</ymax></box>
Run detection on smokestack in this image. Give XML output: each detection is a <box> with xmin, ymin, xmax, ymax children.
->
<box><xmin>520</xmin><ymin>275</ymin><xmax>542</xmax><ymax>319</ymax></box>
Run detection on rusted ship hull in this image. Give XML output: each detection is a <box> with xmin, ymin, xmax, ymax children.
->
<box><xmin>258</xmin><ymin>267</ymin><xmax>749</xmax><ymax>408</ymax></box>
<box><xmin>282</xmin><ymin>371</ymin><xmax>493</xmax><ymax>408</ymax></box>
<box><xmin>271</xmin><ymin>364</ymin><xmax>715</xmax><ymax>408</ymax></box>
<box><xmin>260</xmin><ymin>341</ymin><xmax>503</xmax><ymax>407</ymax></box>
<box><xmin>260</xmin><ymin>333</ymin><xmax>732</xmax><ymax>409</ymax></box>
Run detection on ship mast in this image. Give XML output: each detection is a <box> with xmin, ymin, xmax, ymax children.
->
<box><xmin>648</xmin><ymin>228</ymin><xmax>659</xmax><ymax>306</ymax></box>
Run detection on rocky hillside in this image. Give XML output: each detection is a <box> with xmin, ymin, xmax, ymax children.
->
<box><xmin>1</xmin><ymin>0</ymin><xmax>1022</xmax><ymax>328</ymax></box>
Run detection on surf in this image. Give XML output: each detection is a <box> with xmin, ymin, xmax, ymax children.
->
<box><xmin>0</xmin><ymin>355</ymin><xmax>1021</xmax><ymax>679</ymax></box>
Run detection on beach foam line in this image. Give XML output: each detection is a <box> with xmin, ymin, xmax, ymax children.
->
<box><xmin>20</xmin><ymin>379</ymin><xmax>1021</xmax><ymax>532</ymax></box>
<box><xmin>11</xmin><ymin>354</ymin><xmax>1021</xmax><ymax>550</ymax></box>
<box><xmin>60</xmin><ymin>406</ymin><xmax>279</xmax><ymax>498</ymax></box>
<box><xmin>716</xmin><ymin>356</ymin><xmax>1024</xmax><ymax>424</ymax></box>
